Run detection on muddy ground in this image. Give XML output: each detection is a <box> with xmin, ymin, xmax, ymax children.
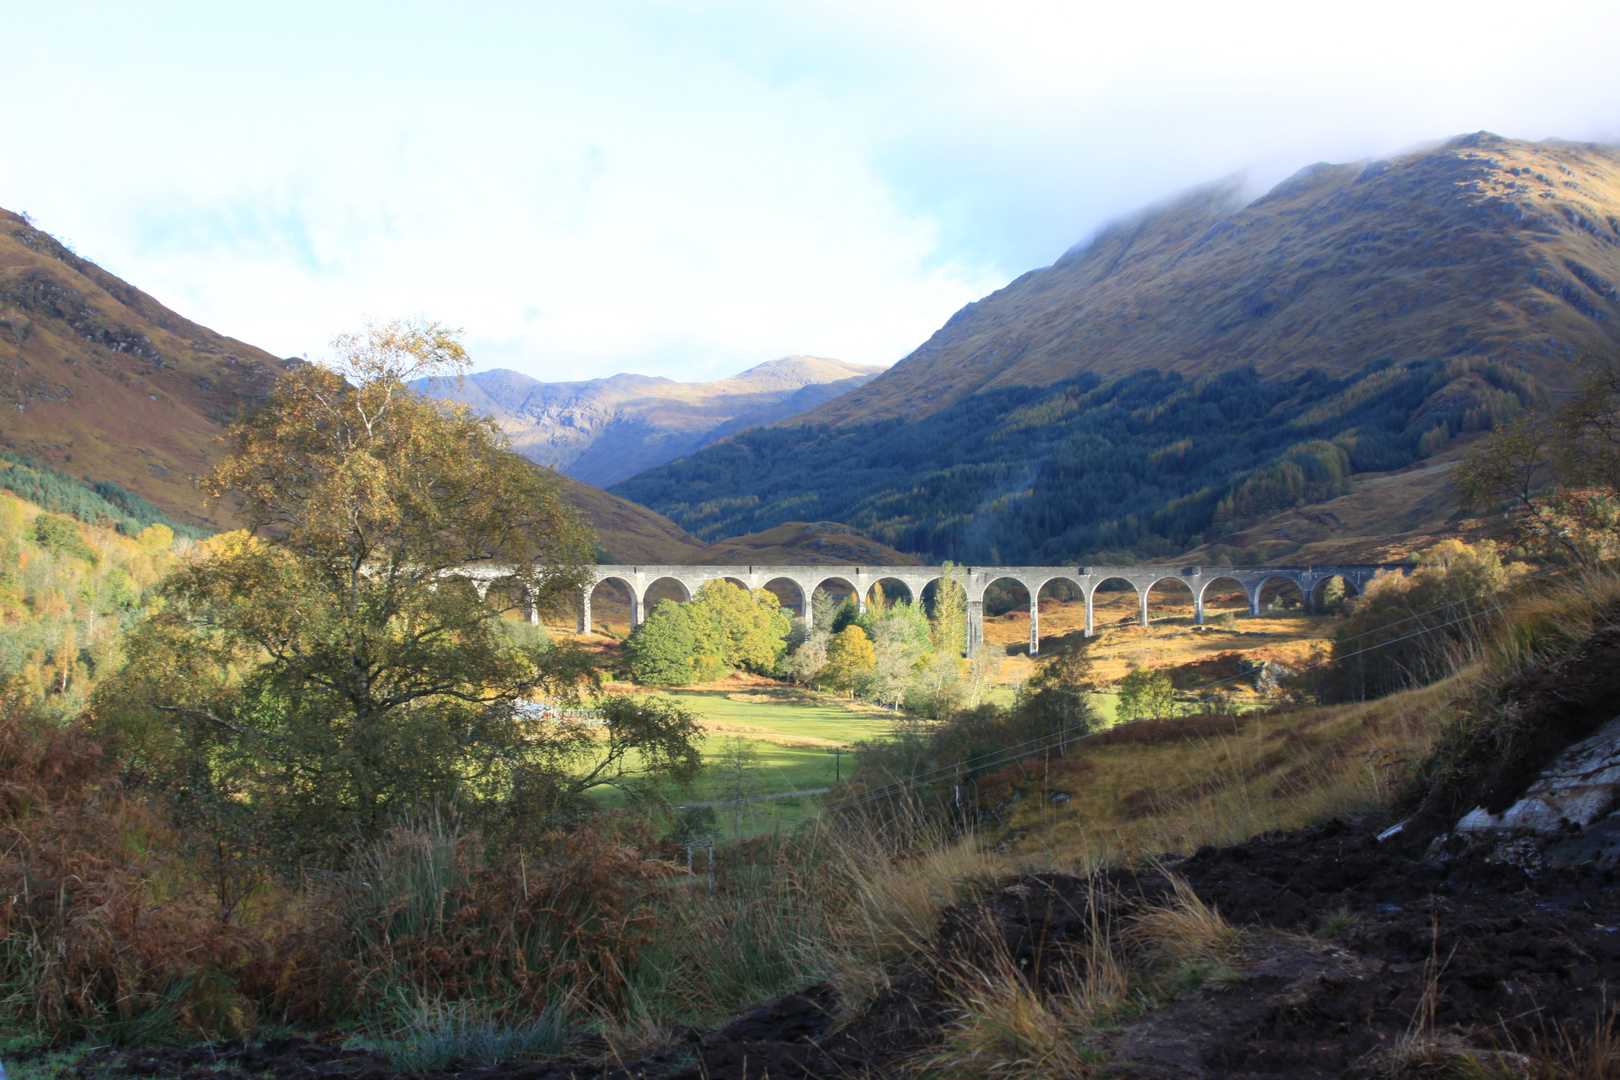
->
<box><xmin>39</xmin><ymin>811</ymin><xmax>1618</xmax><ymax>1080</ymax></box>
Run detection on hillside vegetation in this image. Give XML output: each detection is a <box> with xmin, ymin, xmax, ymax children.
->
<box><xmin>0</xmin><ymin>491</ymin><xmax>183</xmax><ymax>717</ymax></box>
<box><xmin>796</xmin><ymin>133</ymin><xmax>1620</xmax><ymax>426</ymax></box>
<box><xmin>10</xmin><ymin>332</ymin><xmax>1620</xmax><ymax>1079</ymax></box>
<box><xmin>0</xmin><ymin>209</ymin><xmax>912</xmax><ymax>568</ymax></box>
<box><xmin>616</xmin><ymin>356</ymin><xmax>1536</xmax><ymax>562</ymax></box>
<box><xmin>613</xmin><ymin>134</ymin><xmax>1620</xmax><ymax>563</ymax></box>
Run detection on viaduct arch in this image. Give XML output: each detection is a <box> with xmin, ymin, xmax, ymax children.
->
<box><xmin>448</xmin><ymin>562</ymin><xmax>1404</xmax><ymax>655</ymax></box>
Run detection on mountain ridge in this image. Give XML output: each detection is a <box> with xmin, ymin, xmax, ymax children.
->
<box><xmin>787</xmin><ymin>133</ymin><xmax>1618</xmax><ymax>429</ymax></box>
<box><xmin>612</xmin><ymin>134</ymin><xmax>1620</xmax><ymax>565</ymax></box>
<box><xmin>0</xmin><ymin>206</ymin><xmax>912</xmax><ymax>567</ymax></box>
<box><xmin>419</xmin><ymin>355</ymin><xmax>883</xmax><ymax>487</ymax></box>
<box><xmin>0</xmin><ymin>208</ymin><xmax>292</xmax><ymax>528</ymax></box>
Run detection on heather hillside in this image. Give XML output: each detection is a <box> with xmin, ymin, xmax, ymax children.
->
<box><xmin>0</xmin><ymin>208</ymin><xmax>290</xmax><ymax>529</ymax></box>
<box><xmin>0</xmin><ymin>210</ymin><xmax>911</xmax><ymax>567</ymax></box>
<box><xmin>797</xmin><ymin>133</ymin><xmax>1620</xmax><ymax>427</ymax></box>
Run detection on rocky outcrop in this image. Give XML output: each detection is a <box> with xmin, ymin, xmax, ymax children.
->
<box><xmin>1447</xmin><ymin>715</ymin><xmax>1620</xmax><ymax>869</ymax></box>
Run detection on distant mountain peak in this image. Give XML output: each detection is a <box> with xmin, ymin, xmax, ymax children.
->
<box><xmin>418</xmin><ymin>355</ymin><xmax>884</xmax><ymax>487</ymax></box>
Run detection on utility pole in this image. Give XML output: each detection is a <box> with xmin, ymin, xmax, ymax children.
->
<box><xmin>828</xmin><ymin>746</ymin><xmax>849</xmax><ymax>783</ymax></box>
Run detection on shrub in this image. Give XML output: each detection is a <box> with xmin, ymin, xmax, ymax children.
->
<box><xmin>1319</xmin><ymin>540</ymin><xmax>1516</xmax><ymax>702</ymax></box>
<box><xmin>1116</xmin><ymin>667</ymin><xmax>1175</xmax><ymax>721</ymax></box>
<box><xmin>0</xmin><ymin>711</ymin><xmax>253</xmax><ymax>1041</ymax></box>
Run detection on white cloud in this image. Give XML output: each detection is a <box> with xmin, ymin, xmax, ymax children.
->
<box><xmin>1</xmin><ymin>0</ymin><xmax>1616</xmax><ymax>381</ymax></box>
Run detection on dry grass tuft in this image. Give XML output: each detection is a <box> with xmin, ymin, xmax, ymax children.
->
<box><xmin>1128</xmin><ymin>872</ymin><xmax>1239</xmax><ymax>967</ymax></box>
<box><xmin>1085</xmin><ymin>713</ymin><xmax>1250</xmax><ymax>747</ymax></box>
<box><xmin>922</xmin><ymin>918</ymin><xmax>1116</xmax><ymax>1080</ymax></box>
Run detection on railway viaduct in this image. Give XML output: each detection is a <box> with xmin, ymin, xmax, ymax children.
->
<box><xmin>456</xmin><ymin>562</ymin><xmax>1404</xmax><ymax>656</ymax></box>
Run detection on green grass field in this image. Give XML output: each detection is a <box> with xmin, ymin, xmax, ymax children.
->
<box><xmin>586</xmin><ymin>690</ymin><xmax>897</xmax><ymax>832</ymax></box>
<box><xmin>582</xmin><ymin>687</ymin><xmax>1204</xmax><ymax>836</ymax></box>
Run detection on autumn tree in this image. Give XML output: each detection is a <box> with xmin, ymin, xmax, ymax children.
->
<box><xmin>623</xmin><ymin>580</ymin><xmax>791</xmax><ymax>685</ymax></box>
<box><xmin>1457</xmin><ymin>354</ymin><xmax>1620</xmax><ymax>564</ymax></box>
<box><xmin>929</xmin><ymin>562</ymin><xmax>968</xmax><ymax>657</ymax></box>
<box><xmin>1318</xmin><ymin>539</ymin><xmax>1515</xmax><ymax>702</ymax></box>
<box><xmin>689</xmin><ymin>579</ymin><xmax>792</xmax><ymax>678</ymax></box>
<box><xmin>821</xmin><ymin>625</ymin><xmax>876</xmax><ymax>696</ymax></box>
<box><xmin>96</xmin><ymin>319</ymin><xmax>702</xmax><ymax>862</ymax></box>
<box><xmin>781</xmin><ymin>626</ymin><xmax>831</xmax><ymax>688</ymax></box>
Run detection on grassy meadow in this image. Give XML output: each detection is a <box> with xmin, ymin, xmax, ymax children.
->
<box><xmin>583</xmin><ymin>688</ymin><xmax>895</xmax><ymax>832</ymax></box>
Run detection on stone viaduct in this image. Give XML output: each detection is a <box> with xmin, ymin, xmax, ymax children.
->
<box><xmin>457</xmin><ymin>562</ymin><xmax>1405</xmax><ymax>655</ymax></box>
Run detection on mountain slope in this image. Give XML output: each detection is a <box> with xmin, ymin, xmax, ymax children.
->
<box><xmin>560</xmin><ymin>471</ymin><xmax>916</xmax><ymax>567</ymax></box>
<box><xmin>419</xmin><ymin>356</ymin><xmax>882</xmax><ymax>487</ymax></box>
<box><xmin>0</xmin><ymin>207</ymin><xmax>909</xmax><ymax>564</ymax></box>
<box><xmin>0</xmin><ymin>209</ymin><xmax>293</xmax><ymax>528</ymax></box>
<box><xmin>795</xmin><ymin>133</ymin><xmax>1620</xmax><ymax>428</ymax></box>
<box><xmin>613</xmin><ymin>134</ymin><xmax>1620</xmax><ymax>564</ymax></box>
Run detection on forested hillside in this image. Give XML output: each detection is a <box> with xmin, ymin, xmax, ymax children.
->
<box><xmin>614</xmin><ymin>134</ymin><xmax>1620</xmax><ymax>562</ymax></box>
<box><xmin>615</xmin><ymin>358</ymin><xmax>1537</xmax><ymax>563</ymax></box>
<box><xmin>0</xmin><ymin>489</ymin><xmax>183</xmax><ymax>714</ymax></box>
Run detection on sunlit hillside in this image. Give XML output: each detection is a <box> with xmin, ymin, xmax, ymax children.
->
<box><xmin>0</xmin><ymin>209</ymin><xmax>290</xmax><ymax>529</ymax></box>
<box><xmin>614</xmin><ymin>135</ymin><xmax>1620</xmax><ymax>565</ymax></box>
<box><xmin>795</xmin><ymin>133</ymin><xmax>1620</xmax><ymax>427</ymax></box>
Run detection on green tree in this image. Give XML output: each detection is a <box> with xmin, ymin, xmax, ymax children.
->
<box><xmin>1116</xmin><ymin>667</ymin><xmax>1175</xmax><ymax>722</ymax></box>
<box><xmin>1015</xmin><ymin>649</ymin><xmax>1097</xmax><ymax>753</ymax></box>
<box><xmin>32</xmin><ymin>512</ymin><xmax>97</xmax><ymax>565</ymax></box>
<box><xmin>828</xmin><ymin>597</ymin><xmax>861</xmax><ymax>635</ymax></box>
<box><xmin>865</xmin><ymin>600</ymin><xmax>931</xmax><ymax>708</ymax></box>
<box><xmin>689</xmin><ymin>579</ymin><xmax>791</xmax><ymax>677</ymax></box>
<box><xmin>623</xmin><ymin>600</ymin><xmax>699</xmax><ymax>685</ymax></box>
<box><xmin>95</xmin><ymin>319</ymin><xmax>701</xmax><ymax>862</ymax></box>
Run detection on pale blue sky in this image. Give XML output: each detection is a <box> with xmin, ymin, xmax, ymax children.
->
<box><xmin>3</xmin><ymin>0</ymin><xmax>1617</xmax><ymax>381</ymax></box>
